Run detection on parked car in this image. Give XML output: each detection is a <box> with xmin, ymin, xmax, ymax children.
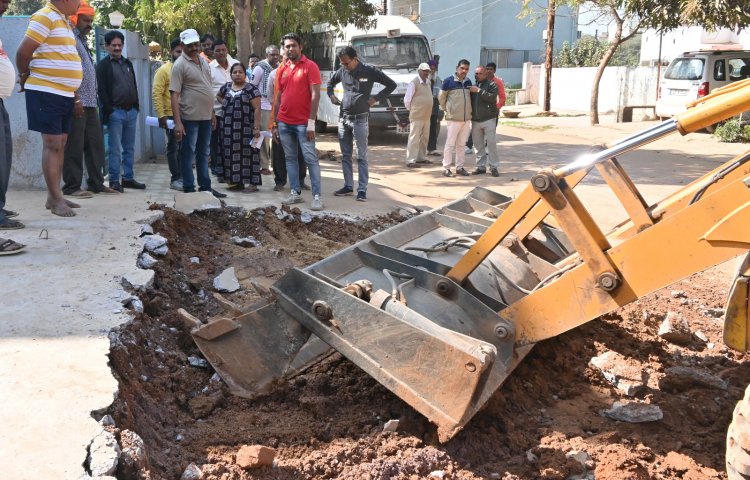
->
<box><xmin>656</xmin><ymin>50</ymin><xmax>750</xmax><ymax>130</ymax></box>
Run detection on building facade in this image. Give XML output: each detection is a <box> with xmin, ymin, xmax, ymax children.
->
<box><xmin>386</xmin><ymin>0</ymin><xmax>579</xmax><ymax>85</ymax></box>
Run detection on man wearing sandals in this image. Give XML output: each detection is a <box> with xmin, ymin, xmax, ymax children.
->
<box><xmin>16</xmin><ymin>0</ymin><xmax>83</xmax><ymax>217</ymax></box>
<box><xmin>0</xmin><ymin>0</ymin><xmax>27</xmax><ymax>254</ymax></box>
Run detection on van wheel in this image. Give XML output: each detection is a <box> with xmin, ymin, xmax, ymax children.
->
<box><xmin>727</xmin><ymin>383</ymin><xmax>750</xmax><ymax>479</ymax></box>
<box><xmin>315</xmin><ymin>119</ymin><xmax>327</xmax><ymax>133</ymax></box>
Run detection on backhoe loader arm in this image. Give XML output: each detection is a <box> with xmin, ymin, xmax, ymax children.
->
<box><xmin>187</xmin><ymin>80</ymin><xmax>750</xmax><ymax>443</ymax></box>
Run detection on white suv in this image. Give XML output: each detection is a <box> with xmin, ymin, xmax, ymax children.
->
<box><xmin>656</xmin><ymin>50</ymin><xmax>750</xmax><ymax>120</ymax></box>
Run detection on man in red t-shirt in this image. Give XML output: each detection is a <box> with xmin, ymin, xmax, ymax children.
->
<box><xmin>486</xmin><ymin>62</ymin><xmax>506</xmax><ymax>123</ymax></box>
<box><xmin>271</xmin><ymin>32</ymin><xmax>323</xmax><ymax>210</ymax></box>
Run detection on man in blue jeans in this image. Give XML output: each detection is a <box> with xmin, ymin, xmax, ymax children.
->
<box><xmin>96</xmin><ymin>30</ymin><xmax>146</xmax><ymax>192</ymax></box>
<box><xmin>272</xmin><ymin>32</ymin><xmax>322</xmax><ymax>210</ymax></box>
<box><xmin>327</xmin><ymin>46</ymin><xmax>396</xmax><ymax>201</ymax></box>
<box><xmin>170</xmin><ymin>28</ymin><xmax>225</xmax><ymax>198</ymax></box>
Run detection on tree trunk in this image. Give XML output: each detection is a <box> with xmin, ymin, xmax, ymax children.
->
<box><xmin>544</xmin><ymin>0</ymin><xmax>555</xmax><ymax>112</ymax></box>
<box><xmin>589</xmin><ymin>10</ymin><xmax>640</xmax><ymax>125</ymax></box>
<box><xmin>233</xmin><ymin>0</ymin><xmax>253</xmax><ymax>66</ymax></box>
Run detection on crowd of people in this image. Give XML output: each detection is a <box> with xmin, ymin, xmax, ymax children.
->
<box><xmin>0</xmin><ymin>0</ymin><xmax>507</xmax><ymax>256</ymax></box>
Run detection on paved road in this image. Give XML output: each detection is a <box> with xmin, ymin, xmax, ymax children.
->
<box><xmin>1</xmin><ymin>109</ymin><xmax>747</xmax><ymax>478</ymax></box>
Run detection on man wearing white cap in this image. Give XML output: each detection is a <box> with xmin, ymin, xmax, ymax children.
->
<box><xmin>403</xmin><ymin>63</ymin><xmax>433</xmax><ymax>167</ymax></box>
<box><xmin>170</xmin><ymin>28</ymin><xmax>225</xmax><ymax>198</ymax></box>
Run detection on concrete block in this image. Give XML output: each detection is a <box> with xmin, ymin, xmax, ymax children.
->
<box><xmin>602</xmin><ymin>401</ymin><xmax>663</xmax><ymax>423</ymax></box>
<box><xmin>658</xmin><ymin>311</ymin><xmax>692</xmax><ymax>345</ymax></box>
<box><xmin>121</xmin><ymin>269</ymin><xmax>155</xmax><ymax>291</ymax></box>
<box><xmin>87</xmin><ymin>429</ymin><xmax>121</xmax><ymax>477</ymax></box>
<box><xmin>213</xmin><ymin>267</ymin><xmax>240</xmax><ymax>293</ymax></box>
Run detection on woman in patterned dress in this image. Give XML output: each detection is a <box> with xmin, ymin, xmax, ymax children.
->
<box><xmin>216</xmin><ymin>63</ymin><xmax>262</xmax><ymax>191</ymax></box>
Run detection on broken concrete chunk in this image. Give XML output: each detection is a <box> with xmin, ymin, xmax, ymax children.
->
<box><xmin>589</xmin><ymin>351</ymin><xmax>647</xmax><ymax>396</ymax></box>
<box><xmin>142</xmin><ymin>234</ymin><xmax>167</xmax><ymax>250</ymax></box>
<box><xmin>659</xmin><ymin>366</ymin><xmax>728</xmax><ymax>392</ymax></box>
<box><xmin>694</xmin><ymin>330</ymin><xmax>708</xmax><ymax>342</ymax></box>
<box><xmin>236</xmin><ymin>445</ymin><xmax>276</xmax><ymax>469</ymax></box>
<box><xmin>300</xmin><ymin>212</ymin><xmax>313</xmax><ymax>224</ymax></box>
<box><xmin>602</xmin><ymin>401</ymin><xmax>663</xmax><ymax>423</ymax></box>
<box><xmin>383</xmin><ymin>419</ymin><xmax>399</xmax><ymax>432</ymax></box>
<box><xmin>671</xmin><ymin>290</ymin><xmax>686</xmax><ymax>298</ymax></box>
<box><xmin>703</xmin><ymin>308</ymin><xmax>724</xmax><ymax>318</ymax></box>
<box><xmin>232</xmin><ymin>236</ymin><xmax>262</xmax><ymax>248</ymax></box>
<box><xmin>139</xmin><ymin>224</ymin><xmax>154</xmax><ymax>236</ymax></box>
<box><xmin>121</xmin><ymin>270</ymin><xmax>155</xmax><ymax>291</ymax></box>
<box><xmin>122</xmin><ymin>296</ymin><xmax>144</xmax><ymax>313</ymax></box>
<box><xmin>99</xmin><ymin>414</ymin><xmax>115</xmax><ymax>427</ymax></box>
<box><xmin>429</xmin><ymin>471</ymin><xmax>446</xmax><ymax>478</ymax></box>
<box><xmin>190</xmin><ymin>257</ymin><xmax>200</xmax><ymax>264</ymax></box>
<box><xmin>87</xmin><ymin>429</ymin><xmax>121</xmax><ymax>477</ymax></box>
<box><xmin>135</xmin><ymin>210</ymin><xmax>165</xmax><ymax>225</ymax></box>
<box><xmin>213</xmin><ymin>267</ymin><xmax>240</xmax><ymax>293</ymax></box>
<box><xmin>174</xmin><ymin>191</ymin><xmax>222</xmax><ymax>214</ymax></box>
<box><xmin>152</xmin><ymin>245</ymin><xmax>169</xmax><ymax>256</ymax></box>
<box><xmin>180</xmin><ymin>463</ymin><xmax>202</xmax><ymax>480</ymax></box>
<box><xmin>658</xmin><ymin>311</ymin><xmax>692</xmax><ymax>345</ymax></box>
<box><xmin>137</xmin><ymin>252</ymin><xmax>158</xmax><ymax>269</ymax></box>
<box><xmin>188</xmin><ymin>355</ymin><xmax>209</xmax><ymax>368</ymax></box>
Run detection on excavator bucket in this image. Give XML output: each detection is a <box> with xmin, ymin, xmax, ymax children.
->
<box><xmin>187</xmin><ymin>79</ymin><xmax>750</xmax><ymax>442</ymax></box>
<box><xmin>189</xmin><ymin>187</ymin><xmax>574</xmax><ymax>441</ymax></box>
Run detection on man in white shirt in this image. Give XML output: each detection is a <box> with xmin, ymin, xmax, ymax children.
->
<box><xmin>249</xmin><ymin>45</ymin><xmax>279</xmax><ymax>176</ymax></box>
<box><xmin>208</xmin><ymin>39</ymin><xmax>238</xmax><ymax>174</ymax></box>
<box><xmin>0</xmin><ymin>0</ymin><xmax>26</xmax><ymax>252</ymax></box>
<box><xmin>403</xmin><ymin>63</ymin><xmax>433</xmax><ymax>167</ymax></box>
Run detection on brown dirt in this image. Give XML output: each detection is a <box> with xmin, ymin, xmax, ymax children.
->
<box><xmin>104</xmin><ymin>205</ymin><xmax>749</xmax><ymax>480</ymax></box>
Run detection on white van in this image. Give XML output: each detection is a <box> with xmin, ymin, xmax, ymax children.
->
<box><xmin>656</xmin><ymin>50</ymin><xmax>750</xmax><ymax>120</ymax></box>
<box><xmin>304</xmin><ymin>15</ymin><xmax>433</xmax><ymax>132</ymax></box>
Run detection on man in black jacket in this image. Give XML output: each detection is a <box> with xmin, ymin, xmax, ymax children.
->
<box><xmin>96</xmin><ymin>30</ymin><xmax>146</xmax><ymax>191</ymax></box>
<box><xmin>327</xmin><ymin>46</ymin><xmax>396</xmax><ymax>201</ymax></box>
<box><xmin>469</xmin><ymin>66</ymin><xmax>499</xmax><ymax>177</ymax></box>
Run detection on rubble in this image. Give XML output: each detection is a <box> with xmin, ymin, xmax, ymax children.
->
<box><xmin>213</xmin><ymin>267</ymin><xmax>240</xmax><ymax>293</ymax></box>
<box><xmin>231</xmin><ymin>235</ymin><xmax>262</xmax><ymax>248</ymax></box>
<box><xmin>658</xmin><ymin>311</ymin><xmax>692</xmax><ymax>345</ymax></box>
<box><xmin>135</xmin><ymin>210</ymin><xmax>165</xmax><ymax>225</ymax></box>
<box><xmin>589</xmin><ymin>350</ymin><xmax>647</xmax><ymax>396</ymax></box>
<box><xmin>142</xmin><ymin>235</ymin><xmax>169</xmax><ymax>256</ymax></box>
<box><xmin>187</xmin><ymin>355</ymin><xmax>209</xmax><ymax>368</ymax></box>
<box><xmin>383</xmin><ymin>419</ymin><xmax>399</xmax><ymax>432</ymax></box>
<box><xmin>121</xmin><ymin>270</ymin><xmax>155</xmax><ymax>291</ymax></box>
<box><xmin>236</xmin><ymin>445</ymin><xmax>276</xmax><ymax>469</ymax></box>
<box><xmin>136</xmin><ymin>252</ymin><xmax>158</xmax><ymax>269</ymax></box>
<box><xmin>118</xmin><ymin>430</ymin><xmax>148</xmax><ymax>480</ymax></box>
<box><xmin>659</xmin><ymin>366</ymin><xmax>728</xmax><ymax>392</ymax></box>
<box><xmin>180</xmin><ymin>463</ymin><xmax>202</xmax><ymax>480</ymax></box>
<box><xmin>87</xmin><ymin>429</ymin><xmax>121</xmax><ymax>477</ymax></box>
<box><xmin>602</xmin><ymin>401</ymin><xmax>663</xmax><ymax>423</ymax></box>
<box><xmin>139</xmin><ymin>224</ymin><xmax>154</xmax><ymax>236</ymax></box>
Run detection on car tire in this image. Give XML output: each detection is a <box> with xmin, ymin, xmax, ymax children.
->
<box><xmin>727</xmin><ymin>383</ymin><xmax>750</xmax><ymax>479</ymax></box>
<box><xmin>315</xmin><ymin>119</ymin><xmax>327</xmax><ymax>134</ymax></box>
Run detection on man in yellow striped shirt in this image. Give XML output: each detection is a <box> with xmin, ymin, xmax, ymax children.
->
<box><xmin>15</xmin><ymin>0</ymin><xmax>83</xmax><ymax>217</ymax></box>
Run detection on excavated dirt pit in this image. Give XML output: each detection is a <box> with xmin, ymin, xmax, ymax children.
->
<box><xmin>105</xmin><ymin>205</ymin><xmax>749</xmax><ymax>479</ymax></box>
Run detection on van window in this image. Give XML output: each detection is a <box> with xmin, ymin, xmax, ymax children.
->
<box><xmin>728</xmin><ymin>58</ymin><xmax>750</xmax><ymax>81</ymax></box>
<box><xmin>351</xmin><ymin>35</ymin><xmax>430</xmax><ymax>68</ymax></box>
<box><xmin>665</xmin><ymin>58</ymin><xmax>705</xmax><ymax>80</ymax></box>
<box><xmin>714</xmin><ymin>60</ymin><xmax>725</xmax><ymax>81</ymax></box>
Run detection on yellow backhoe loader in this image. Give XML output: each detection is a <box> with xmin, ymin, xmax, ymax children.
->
<box><xmin>180</xmin><ymin>79</ymin><xmax>750</xmax><ymax>477</ymax></box>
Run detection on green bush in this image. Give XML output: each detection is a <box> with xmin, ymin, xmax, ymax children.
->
<box><xmin>714</xmin><ymin>118</ymin><xmax>750</xmax><ymax>143</ymax></box>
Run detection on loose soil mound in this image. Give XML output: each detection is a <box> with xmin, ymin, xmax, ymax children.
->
<box><xmin>106</xmin><ymin>205</ymin><xmax>749</xmax><ymax>480</ymax></box>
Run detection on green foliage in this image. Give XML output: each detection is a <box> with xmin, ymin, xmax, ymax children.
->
<box><xmin>89</xmin><ymin>0</ymin><xmax>374</xmax><ymax>54</ymax></box>
<box><xmin>555</xmin><ymin>33</ymin><xmax>641</xmax><ymax>68</ymax></box>
<box><xmin>5</xmin><ymin>0</ymin><xmax>44</xmax><ymax>16</ymax></box>
<box><xmin>713</xmin><ymin>119</ymin><xmax>750</xmax><ymax>143</ymax></box>
<box><xmin>555</xmin><ymin>37</ymin><xmax>608</xmax><ymax>67</ymax></box>
<box><xmin>628</xmin><ymin>0</ymin><xmax>750</xmax><ymax>31</ymax></box>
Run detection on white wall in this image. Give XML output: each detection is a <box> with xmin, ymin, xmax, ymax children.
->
<box><xmin>537</xmin><ymin>66</ymin><xmax>659</xmax><ymax>113</ymax></box>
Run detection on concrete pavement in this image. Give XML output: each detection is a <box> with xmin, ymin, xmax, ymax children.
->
<box><xmin>1</xmin><ymin>111</ymin><xmax>747</xmax><ymax>479</ymax></box>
